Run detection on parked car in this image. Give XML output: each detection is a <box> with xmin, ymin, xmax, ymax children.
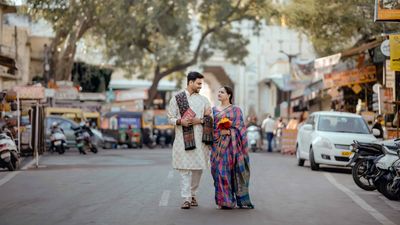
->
<box><xmin>296</xmin><ymin>111</ymin><xmax>378</xmax><ymax>170</ymax></box>
<box><xmin>45</xmin><ymin>116</ymin><xmax>117</xmax><ymax>150</ymax></box>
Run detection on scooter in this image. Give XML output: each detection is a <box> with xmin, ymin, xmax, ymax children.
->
<box><xmin>73</xmin><ymin>124</ymin><xmax>98</xmax><ymax>154</ymax></box>
<box><xmin>0</xmin><ymin>127</ymin><xmax>20</xmax><ymax>171</ymax></box>
<box><xmin>50</xmin><ymin>128</ymin><xmax>66</xmax><ymax>154</ymax></box>
<box><xmin>247</xmin><ymin>125</ymin><xmax>261</xmax><ymax>152</ymax></box>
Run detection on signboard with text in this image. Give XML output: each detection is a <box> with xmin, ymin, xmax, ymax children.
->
<box><xmin>390</xmin><ymin>34</ymin><xmax>400</xmax><ymax>71</ymax></box>
<box><xmin>323</xmin><ymin>66</ymin><xmax>377</xmax><ymax>89</ymax></box>
<box><xmin>13</xmin><ymin>86</ymin><xmax>45</xmax><ymax>100</ymax></box>
<box><xmin>375</xmin><ymin>0</ymin><xmax>400</xmax><ymax>21</ymax></box>
<box><xmin>114</xmin><ymin>90</ymin><xmax>148</xmax><ymax>102</ymax></box>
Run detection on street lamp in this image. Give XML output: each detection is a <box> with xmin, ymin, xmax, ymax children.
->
<box><xmin>279</xmin><ymin>50</ymin><xmax>300</xmax><ymax>120</ymax></box>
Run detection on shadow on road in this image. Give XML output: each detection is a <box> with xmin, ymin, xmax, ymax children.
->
<box><xmin>304</xmin><ymin>165</ymin><xmax>351</xmax><ymax>174</ymax></box>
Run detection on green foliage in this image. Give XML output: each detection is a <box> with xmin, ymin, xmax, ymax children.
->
<box><xmin>282</xmin><ymin>0</ymin><xmax>397</xmax><ymax>56</ymax></box>
<box><xmin>95</xmin><ymin>0</ymin><xmax>277</xmax><ymax>78</ymax></box>
<box><xmin>71</xmin><ymin>62</ymin><xmax>112</xmax><ymax>92</ymax></box>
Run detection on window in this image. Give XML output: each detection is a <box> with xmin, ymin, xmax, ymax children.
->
<box><xmin>306</xmin><ymin>115</ymin><xmax>315</xmax><ymax>125</ymax></box>
<box><xmin>317</xmin><ymin>115</ymin><xmax>370</xmax><ymax>134</ymax></box>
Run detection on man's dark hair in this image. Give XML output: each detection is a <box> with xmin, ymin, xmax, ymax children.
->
<box><xmin>187</xmin><ymin>71</ymin><xmax>204</xmax><ymax>84</ymax></box>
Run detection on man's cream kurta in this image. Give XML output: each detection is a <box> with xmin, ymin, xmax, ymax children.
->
<box><xmin>167</xmin><ymin>90</ymin><xmax>211</xmax><ymax>170</ymax></box>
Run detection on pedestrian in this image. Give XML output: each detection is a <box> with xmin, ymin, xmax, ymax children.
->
<box><xmin>167</xmin><ymin>71</ymin><xmax>213</xmax><ymax>209</ymax></box>
<box><xmin>261</xmin><ymin>114</ymin><xmax>276</xmax><ymax>152</ymax></box>
<box><xmin>372</xmin><ymin>114</ymin><xmax>384</xmax><ymax>139</ymax></box>
<box><xmin>274</xmin><ymin>117</ymin><xmax>286</xmax><ymax>151</ymax></box>
<box><xmin>211</xmin><ymin>86</ymin><xmax>254</xmax><ymax>209</ymax></box>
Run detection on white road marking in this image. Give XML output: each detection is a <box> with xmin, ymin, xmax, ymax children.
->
<box><xmin>167</xmin><ymin>170</ymin><xmax>174</xmax><ymax>179</ymax></box>
<box><xmin>159</xmin><ymin>190</ymin><xmax>170</xmax><ymax>207</ymax></box>
<box><xmin>0</xmin><ymin>157</ymin><xmax>37</xmax><ymax>187</ymax></box>
<box><xmin>324</xmin><ymin>173</ymin><xmax>396</xmax><ymax>225</ymax></box>
<box><xmin>379</xmin><ymin>196</ymin><xmax>400</xmax><ymax>211</ymax></box>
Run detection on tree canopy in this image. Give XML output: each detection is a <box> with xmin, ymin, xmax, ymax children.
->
<box><xmin>282</xmin><ymin>0</ymin><xmax>397</xmax><ymax>56</ymax></box>
<box><xmin>94</xmin><ymin>0</ymin><xmax>277</xmax><ymax>107</ymax></box>
<box><xmin>26</xmin><ymin>0</ymin><xmax>113</xmax><ymax>82</ymax></box>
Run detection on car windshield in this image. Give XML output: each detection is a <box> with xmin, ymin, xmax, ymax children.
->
<box><xmin>317</xmin><ymin>115</ymin><xmax>370</xmax><ymax>134</ymax></box>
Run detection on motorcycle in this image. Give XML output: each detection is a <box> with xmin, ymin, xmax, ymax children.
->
<box><xmin>247</xmin><ymin>125</ymin><xmax>261</xmax><ymax>152</ymax></box>
<box><xmin>50</xmin><ymin>127</ymin><xmax>66</xmax><ymax>154</ymax></box>
<box><xmin>0</xmin><ymin>127</ymin><xmax>20</xmax><ymax>171</ymax></box>
<box><xmin>154</xmin><ymin>128</ymin><xmax>174</xmax><ymax>148</ymax></box>
<box><xmin>373</xmin><ymin>145</ymin><xmax>400</xmax><ymax>200</ymax></box>
<box><xmin>348</xmin><ymin>141</ymin><xmax>386</xmax><ymax>191</ymax></box>
<box><xmin>142</xmin><ymin>128</ymin><xmax>156</xmax><ymax>149</ymax></box>
<box><xmin>72</xmin><ymin>124</ymin><xmax>98</xmax><ymax>154</ymax></box>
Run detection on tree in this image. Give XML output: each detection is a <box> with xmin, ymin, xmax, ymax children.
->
<box><xmin>282</xmin><ymin>0</ymin><xmax>397</xmax><ymax>56</ymax></box>
<box><xmin>95</xmin><ymin>0</ymin><xmax>277</xmax><ymax>108</ymax></box>
<box><xmin>26</xmin><ymin>0</ymin><xmax>112</xmax><ymax>82</ymax></box>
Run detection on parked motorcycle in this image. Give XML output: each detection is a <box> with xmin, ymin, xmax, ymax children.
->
<box><xmin>247</xmin><ymin>125</ymin><xmax>261</xmax><ymax>152</ymax></box>
<box><xmin>348</xmin><ymin>141</ymin><xmax>385</xmax><ymax>191</ymax></box>
<box><xmin>50</xmin><ymin>123</ymin><xmax>66</xmax><ymax>154</ymax></box>
<box><xmin>142</xmin><ymin>128</ymin><xmax>157</xmax><ymax>149</ymax></box>
<box><xmin>373</xmin><ymin>146</ymin><xmax>400</xmax><ymax>200</ymax></box>
<box><xmin>154</xmin><ymin>128</ymin><xmax>174</xmax><ymax>148</ymax></box>
<box><xmin>0</xmin><ymin>127</ymin><xmax>19</xmax><ymax>171</ymax></box>
<box><xmin>72</xmin><ymin>123</ymin><xmax>98</xmax><ymax>154</ymax></box>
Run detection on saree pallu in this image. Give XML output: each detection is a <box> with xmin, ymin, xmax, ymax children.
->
<box><xmin>211</xmin><ymin>105</ymin><xmax>253</xmax><ymax>208</ymax></box>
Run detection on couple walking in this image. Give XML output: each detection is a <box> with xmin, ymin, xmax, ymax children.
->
<box><xmin>167</xmin><ymin>71</ymin><xmax>254</xmax><ymax>210</ymax></box>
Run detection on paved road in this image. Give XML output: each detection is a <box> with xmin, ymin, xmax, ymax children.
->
<box><xmin>0</xmin><ymin>148</ymin><xmax>399</xmax><ymax>225</ymax></box>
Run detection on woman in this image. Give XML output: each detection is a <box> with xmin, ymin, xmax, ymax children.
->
<box><xmin>211</xmin><ymin>86</ymin><xmax>254</xmax><ymax>209</ymax></box>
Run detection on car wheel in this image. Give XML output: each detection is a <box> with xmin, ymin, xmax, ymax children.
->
<box><xmin>296</xmin><ymin>145</ymin><xmax>305</xmax><ymax>166</ymax></box>
<box><xmin>309</xmin><ymin>147</ymin><xmax>319</xmax><ymax>171</ymax></box>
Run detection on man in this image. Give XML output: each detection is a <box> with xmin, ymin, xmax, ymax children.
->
<box><xmin>372</xmin><ymin>114</ymin><xmax>384</xmax><ymax>139</ymax></box>
<box><xmin>167</xmin><ymin>71</ymin><xmax>211</xmax><ymax>209</ymax></box>
<box><xmin>261</xmin><ymin>114</ymin><xmax>276</xmax><ymax>152</ymax></box>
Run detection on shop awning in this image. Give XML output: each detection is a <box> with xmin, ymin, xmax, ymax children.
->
<box><xmin>109</xmin><ymin>79</ymin><xmax>177</xmax><ymax>91</ymax></box>
<box><xmin>341</xmin><ymin>39</ymin><xmax>383</xmax><ymax>57</ymax></box>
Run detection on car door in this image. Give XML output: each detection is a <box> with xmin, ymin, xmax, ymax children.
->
<box><xmin>300</xmin><ymin>114</ymin><xmax>316</xmax><ymax>154</ymax></box>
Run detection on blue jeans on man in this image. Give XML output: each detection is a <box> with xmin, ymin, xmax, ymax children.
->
<box><xmin>266</xmin><ymin>132</ymin><xmax>274</xmax><ymax>152</ymax></box>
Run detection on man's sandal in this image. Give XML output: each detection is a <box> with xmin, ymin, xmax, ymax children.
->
<box><xmin>181</xmin><ymin>201</ymin><xmax>191</xmax><ymax>209</ymax></box>
<box><xmin>191</xmin><ymin>197</ymin><xmax>198</xmax><ymax>207</ymax></box>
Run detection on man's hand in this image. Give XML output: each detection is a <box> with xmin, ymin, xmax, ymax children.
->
<box><xmin>181</xmin><ymin>118</ymin><xmax>192</xmax><ymax>127</ymax></box>
<box><xmin>220</xmin><ymin>129</ymin><xmax>231</xmax><ymax>136</ymax></box>
<box><xmin>204</xmin><ymin>107</ymin><xmax>212</xmax><ymax>116</ymax></box>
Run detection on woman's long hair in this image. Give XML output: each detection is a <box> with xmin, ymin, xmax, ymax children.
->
<box><xmin>222</xmin><ymin>86</ymin><xmax>233</xmax><ymax>104</ymax></box>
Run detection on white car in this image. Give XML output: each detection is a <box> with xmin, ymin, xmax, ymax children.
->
<box><xmin>296</xmin><ymin>111</ymin><xmax>378</xmax><ymax>170</ymax></box>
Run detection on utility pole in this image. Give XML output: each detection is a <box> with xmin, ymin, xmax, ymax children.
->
<box><xmin>279</xmin><ymin>50</ymin><xmax>299</xmax><ymax>120</ymax></box>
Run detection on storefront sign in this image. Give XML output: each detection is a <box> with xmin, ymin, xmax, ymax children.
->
<box><xmin>375</xmin><ymin>0</ymin><xmax>400</xmax><ymax>21</ymax></box>
<box><xmin>323</xmin><ymin>66</ymin><xmax>377</xmax><ymax>89</ymax></box>
<box><xmin>390</xmin><ymin>34</ymin><xmax>400</xmax><ymax>71</ymax></box>
<box><xmin>54</xmin><ymin>87</ymin><xmax>79</xmax><ymax>100</ymax></box>
<box><xmin>114</xmin><ymin>90</ymin><xmax>148</xmax><ymax>102</ymax></box>
<box><xmin>352</xmin><ymin>84</ymin><xmax>362</xmax><ymax>94</ymax></box>
<box><xmin>314</xmin><ymin>53</ymin><xmax>341</xmax><ymax>69</ymax></box>
<box><xmin>379</xmin><ymin>87</ymin><xmax>394</xmax><ymax>114</ymax></box>
<box><xmin>13</xmin><ymin>86</ymin><xmax>45</xmax><ymax>100</ymax></box>
<box><xmin>385</xmin><ymin>60</ymin><xmax>396</xmax><ymax>91</ymax></box>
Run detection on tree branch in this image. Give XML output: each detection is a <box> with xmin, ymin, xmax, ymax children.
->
<box><xmin>159</xmin><ymin>0</ymin><xmax>251</xmax><ymax>77</ymax></box>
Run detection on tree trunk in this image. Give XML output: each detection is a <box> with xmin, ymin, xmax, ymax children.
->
<box><xmin>50</xmin><ymin>18</ymin><xmax>91</xmax><ymax>82</ymax></box>
<box><xmin>145</xmin><ymin>71</ymin><xmax>163</xmax><ymax>109</ymax></box>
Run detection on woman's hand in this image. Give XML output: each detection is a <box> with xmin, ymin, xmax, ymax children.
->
<box><xmin>220</xmin><ymin>129</ymin><xmax>231</xmax><ymax>136</ymax></box>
